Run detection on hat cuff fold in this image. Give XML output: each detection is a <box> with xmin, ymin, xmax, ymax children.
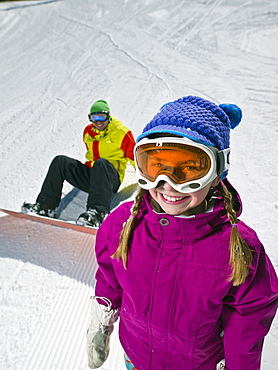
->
<box><xmin>136</xmin><ymin>125</ymin><xmax>216</xmax><ymax>147</ymax></box>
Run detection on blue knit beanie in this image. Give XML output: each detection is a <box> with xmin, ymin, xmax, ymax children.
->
<box><xmin>137</xmin><ymin>96</ymin><xmax>242</xmax><ymax>151</ymax></box>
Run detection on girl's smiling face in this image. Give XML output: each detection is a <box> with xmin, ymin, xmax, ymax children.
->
<box><xmin>149</xmin><ymin>177</ymin><xmax>219</xmax><ymax>216</ymax></box>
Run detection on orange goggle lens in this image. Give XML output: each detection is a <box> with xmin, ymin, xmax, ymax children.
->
<box><xmin>135</xmin><ymin>142</ymin><xmax>211</xmax><ymax>184</ymax></box>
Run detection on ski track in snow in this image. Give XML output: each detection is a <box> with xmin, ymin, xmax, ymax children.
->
<box><xmin>0</xmin><ymin>0</ymin><xmax>277</xmax><ymax>369</ymax></box>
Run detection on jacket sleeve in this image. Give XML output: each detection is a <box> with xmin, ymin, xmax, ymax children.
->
<box><xmin>222</xmin><ymin>244</ymin><xmax>278</xmax><ymax>370</ymax></box>
<box><xmin>94</xmin><ymin>215</ymin><xmax>123</xmax><ymax>309</ymax></box>
<box><xmin>120</xmin><ymin>131</ymin><xmax>136</xmax><ymax>168</ymax></box>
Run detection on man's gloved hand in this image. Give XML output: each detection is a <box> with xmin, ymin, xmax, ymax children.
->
<box><xmin>86</xmin><ymin>296</ymin><xmax>120</xmax><ymax>369</ymax></box>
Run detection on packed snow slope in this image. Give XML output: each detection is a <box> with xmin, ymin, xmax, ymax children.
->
<box><xmin>0</xmin><ymin>0</ymin><xmax>277</xmax><ymax>369</ymax></box>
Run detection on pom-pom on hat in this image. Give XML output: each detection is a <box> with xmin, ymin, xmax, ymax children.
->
<box><xmin>137</xmin><ymin>96</ymin><xmax>242</xmax><ymax>151</ymax></box>
<box><xmin>90</xmin><ymin>100</ymin><xmax>110</xmax><ymax>114</ymax></box>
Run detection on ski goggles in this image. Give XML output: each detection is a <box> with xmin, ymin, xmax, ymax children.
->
<box><xmin>88</xmin><ymin>112</ymin><xmax>109</xmax><ymax>123</ymax></box>
<box><xmin>134</xmin><ymin>137</ymin><xmax>230</xmax><ymax>193</ymax></box>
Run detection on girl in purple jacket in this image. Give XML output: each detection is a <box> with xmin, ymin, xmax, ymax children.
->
<box><xmin>86</xmin><ymin>96</ymin><xmax>278</xmax><ymax>370</ymax></box>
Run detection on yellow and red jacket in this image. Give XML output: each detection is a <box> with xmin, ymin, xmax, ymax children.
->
<box><xmin>83</xmin><ymin>116</ymin><xmax>135</xmax><ymax>183</ymax></box>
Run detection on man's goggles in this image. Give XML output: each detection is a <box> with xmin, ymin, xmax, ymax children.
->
<box><xmin>134</xmin><ymin>137</ymin><xmax>230</xmax><ymax>193</ymax></box>
<box><xmin>88</xmin><ymin>112</ymin><xmax>109</xmax><ymax>123</ymax></box>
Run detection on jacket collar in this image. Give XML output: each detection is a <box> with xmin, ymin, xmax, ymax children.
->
<box><xmin>138</xmin><ymin>179</ymin><xmax>242</xmax><ymax>242</ymax></box>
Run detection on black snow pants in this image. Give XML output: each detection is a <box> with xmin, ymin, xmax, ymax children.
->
<box><xmin>36</xmin><ymin>155</ymin><xmax>120</xmax><ymax>214</ymax></box>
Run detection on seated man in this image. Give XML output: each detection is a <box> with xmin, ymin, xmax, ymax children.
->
<box><xmin>22</xmin><ymin>100</ymin><xmax>136</xmax><ymax>227</ymax></box>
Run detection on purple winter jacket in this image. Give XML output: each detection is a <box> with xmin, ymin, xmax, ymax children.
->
<box><xmin>94</xmin><ymin>181</ymin><xmax>278</xmax><ymax>370</ymax></box>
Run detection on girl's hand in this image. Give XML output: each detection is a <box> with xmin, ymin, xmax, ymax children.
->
<box><xmin>216</xmin><ymin>359</ymin><xmax>226</xmax><ymax>370</ymax></box>
<box><xmin>86</xmin><ymin>296</ymin><xmax>120</xmax><ymax>369</ymax></box>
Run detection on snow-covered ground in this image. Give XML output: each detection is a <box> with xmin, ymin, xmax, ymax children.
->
<box><xmin>0</xmin><ymin>0</ymin><xmax>277</xmax><ymax>369</ymax></box>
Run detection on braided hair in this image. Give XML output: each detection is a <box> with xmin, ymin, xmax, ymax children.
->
<box><xmin>111</xmin><ymin>187</ymin><xmax>147</xmax><ymax>269</ymax></box>
<box><xmin>216</xmin><ymin>182</ymin><xmax>252</xmax><ymax>286</ymax></box>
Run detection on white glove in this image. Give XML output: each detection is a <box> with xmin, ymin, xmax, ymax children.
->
<box><xmin>216</xmin><ymin>359</ymin><xmax>226</xmax><ymax>370</ymax></box>
<box><xmin>86</xmin><ymin>296</ymin><xmax>120</xmax><ymax>369</ymax></box>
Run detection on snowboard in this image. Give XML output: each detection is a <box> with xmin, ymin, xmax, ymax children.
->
<box><xmin>0</xmin><ymin>167</ymin><xmax>138</xmax><ymax>235</ymax></box>
<box><xmin>0</xmin><ymin>208</ymin><xmax>98</xmax><ymax>235</ymax></box>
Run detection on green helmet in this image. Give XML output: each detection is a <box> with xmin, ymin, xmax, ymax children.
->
<box><xmin>89</xmin><ymin>100</ymin><xmax>110</xmax><ymax>114</ymax></box>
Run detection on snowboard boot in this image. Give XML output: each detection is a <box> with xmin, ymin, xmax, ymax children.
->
<box><xmin>77</xmin><ymin>208</ymin><xmax>106</xmax><ymax>228</ymax></box>
<box><xmin>21</xmin><ymin>202</ymin><xmax>57</xmax><ymax>218</ymax></box>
